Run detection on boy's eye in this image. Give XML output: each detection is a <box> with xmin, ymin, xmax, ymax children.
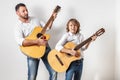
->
<box><xmin>70</xmin><ymin>24</ymin><xmax>73</xmax><ymax>26</ymax></box>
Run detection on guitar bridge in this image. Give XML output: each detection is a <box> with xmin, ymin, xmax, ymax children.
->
<box><xmin>55</xmin><ymin>54</ymin><xmax>64</xmax><ymax>66</ymax></box>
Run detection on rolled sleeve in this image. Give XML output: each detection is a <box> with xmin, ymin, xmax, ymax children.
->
<box><xmin>55</xmin><ymin>34</ymin><xmax>68</xmax><ymax>52</ymax></box>
<box><xmin>55</xmin><ymin>44</ymin><xmax>64</xmax><ymax>52</ymax></box>
<box><xmin>14</xmin><ymin>26</ymin><xmax>24</xmax><ymax>46</ymax></box>
<box><xmin>15</xmin><ymin>37</ymin><xmax>24</xmax><ymax>46</ymax></box>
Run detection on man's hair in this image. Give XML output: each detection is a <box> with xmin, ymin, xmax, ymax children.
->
<box><xmin>15</xmin><ymin>3</ymin><xmax>26</xmax><ymax>11</ymax></box>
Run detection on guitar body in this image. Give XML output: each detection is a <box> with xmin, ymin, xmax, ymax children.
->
<box><xmin>48</xmin><ymin>42</ymin><xmax>81</xmax><ymax>72</ymax></box>
<box><xmin>20</xmin><ymin>26</ymin><xmax>50</xmax><ymax>59</ymax></box>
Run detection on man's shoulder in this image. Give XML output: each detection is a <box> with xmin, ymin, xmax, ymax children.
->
<box><xmin>29</xmin><ymin>16</ymin><xmax>38</xmax><ymax>20</ymax></box>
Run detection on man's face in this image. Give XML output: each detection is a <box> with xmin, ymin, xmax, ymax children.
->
<box><xmin>16</xmin><ymin>6</ymin><xmax>28</xmax><ymax>19</ymax></box>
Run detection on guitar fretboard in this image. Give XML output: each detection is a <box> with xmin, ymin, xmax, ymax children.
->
<box><xmin>74</xmin><ymin>37</ymin><xmax>92</xmax><ymax>50</ymax></box>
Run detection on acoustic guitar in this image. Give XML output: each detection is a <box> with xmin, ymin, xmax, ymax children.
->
<box><xmin>48</xmin><ymin>28</ymin><xmax>105</xmax><ymax>72</ymax></box>
<box><xmin>20</xmin><ymin>5</ymin><xmax>61</xmax><ymax>59</ymax></box>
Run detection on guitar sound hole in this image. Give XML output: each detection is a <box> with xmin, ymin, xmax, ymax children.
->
<box><xmin>37</xmin><ymin>33</ymin><xmax>43</xmax><ymax>38</ymax></box>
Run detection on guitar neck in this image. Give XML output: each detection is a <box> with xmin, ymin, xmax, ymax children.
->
<box><xmin>41</xmin><ymin>15</ymin><xmax>54</xmax><ymax>34</ymax></box>
<box><xmin>41</xmin><ymin>5</ymin><xmax>61</xmax><ymax>34</ymax></box>
<box><xmin>74</xmin><ymin>28</ymin><xmax>105</xmax><ymax>50</ymax></box>
<box><xmin>74</xmin><ymin>37</ymin><xmax>92</xmax><ymax>50</ymax></box>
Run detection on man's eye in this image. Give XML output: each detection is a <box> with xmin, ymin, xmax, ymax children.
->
<box><xmin>22</xmin><ymin>10</ymin><xmax>25</xmax><ymax>12</ymax></box>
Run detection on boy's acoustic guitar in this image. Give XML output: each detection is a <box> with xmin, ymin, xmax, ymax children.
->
<box><xmin>48</xmin><ymin>28</ymin><xmax>105</xmax><ymax>72</ymax></box>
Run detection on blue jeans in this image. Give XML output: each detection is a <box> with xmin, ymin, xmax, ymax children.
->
<box><xmin>27</xmin><ymin>46</ymin><xmax>57</xmax><ymax>80</ymax></box>
<box><xmin>65</xmin><ymin>58</ymin><xmax>83</xmax><ymax>80</ymax></box>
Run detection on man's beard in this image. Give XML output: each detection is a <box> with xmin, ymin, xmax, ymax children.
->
<box><xmin>20</xmin><ymin>14</ymin><xmax>29</xmax><ymax>20</ymax></box>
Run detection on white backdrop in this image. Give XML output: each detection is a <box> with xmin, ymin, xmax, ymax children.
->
<box><xmin>0</xmin><ymin>0</ymin><xmax>117</xmax><ymax>80</ymax></box>
<box><xmin>115</xmin><ymin>0</ymin><xmax>120</xmax><ymax>80</ymax></box>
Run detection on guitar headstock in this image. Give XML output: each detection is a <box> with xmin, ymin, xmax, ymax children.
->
<box><xmin>53</xmin><ymin>5</ymin><xmax>61</xmax><ymax>13</ymax></box>
<box><xmin>95</xmin><ymin>28</ymin><xmax>105</xmax><ymax>36</ymax></box>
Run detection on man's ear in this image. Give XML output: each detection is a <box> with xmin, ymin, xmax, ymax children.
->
<box><xmin>16</xmin><ymin>11</ymin><xmax>19</xmax><ymax>15</ymax></box>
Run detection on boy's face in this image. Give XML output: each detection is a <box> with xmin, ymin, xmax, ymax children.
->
<box><xmin>68</xmin><ymin>21</ymin><xmax>78</xmax><ymax>34</ymax></box>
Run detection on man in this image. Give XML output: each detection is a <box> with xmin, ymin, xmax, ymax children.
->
<box><xmin>14</xmin><ymin>3</ymin><xmax>57</xmax><ymax>80</ymax></box>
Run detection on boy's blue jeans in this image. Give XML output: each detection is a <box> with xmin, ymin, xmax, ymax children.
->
<box><xmin>65</xmin><ymin>58</ymin><xmax>83</xmax><ymax>80</ymax></box>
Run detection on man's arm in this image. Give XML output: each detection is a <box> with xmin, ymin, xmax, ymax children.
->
<box><xmin>47</xmin><ymin>12</ymin><xmax>57</xmax><ymax>29</ymax></box>
<box><xmin>22</xmin><ymin>38</ymin><xmax>47</xmax><ymax>47</ymax></box>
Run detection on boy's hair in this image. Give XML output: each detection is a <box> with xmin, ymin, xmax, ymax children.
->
<box><xmin>66</xmin><ymin>18</ymin><xmax>80</xmax><ymax>33</ymax></box>
<box><xmin>15</xmin><ymin>3</ymin><xmax>26</xmax><ymax>11</ymax></box>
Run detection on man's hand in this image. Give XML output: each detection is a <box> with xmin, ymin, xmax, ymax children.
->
<box><xmin>52</xmin><ymin>12</ymin><xmax>57</xmax><ymax>20</ymax></box>
<box><xmin>36</xmin><ymin>38</ymin><xmax>47</xmax><ymax>46</ymax></box>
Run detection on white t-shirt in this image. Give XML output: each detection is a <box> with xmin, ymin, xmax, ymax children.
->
<box><xmin>14</xmin><ymin>17</ymin><xmax>45</xmax><ymax>46</ymax></box>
